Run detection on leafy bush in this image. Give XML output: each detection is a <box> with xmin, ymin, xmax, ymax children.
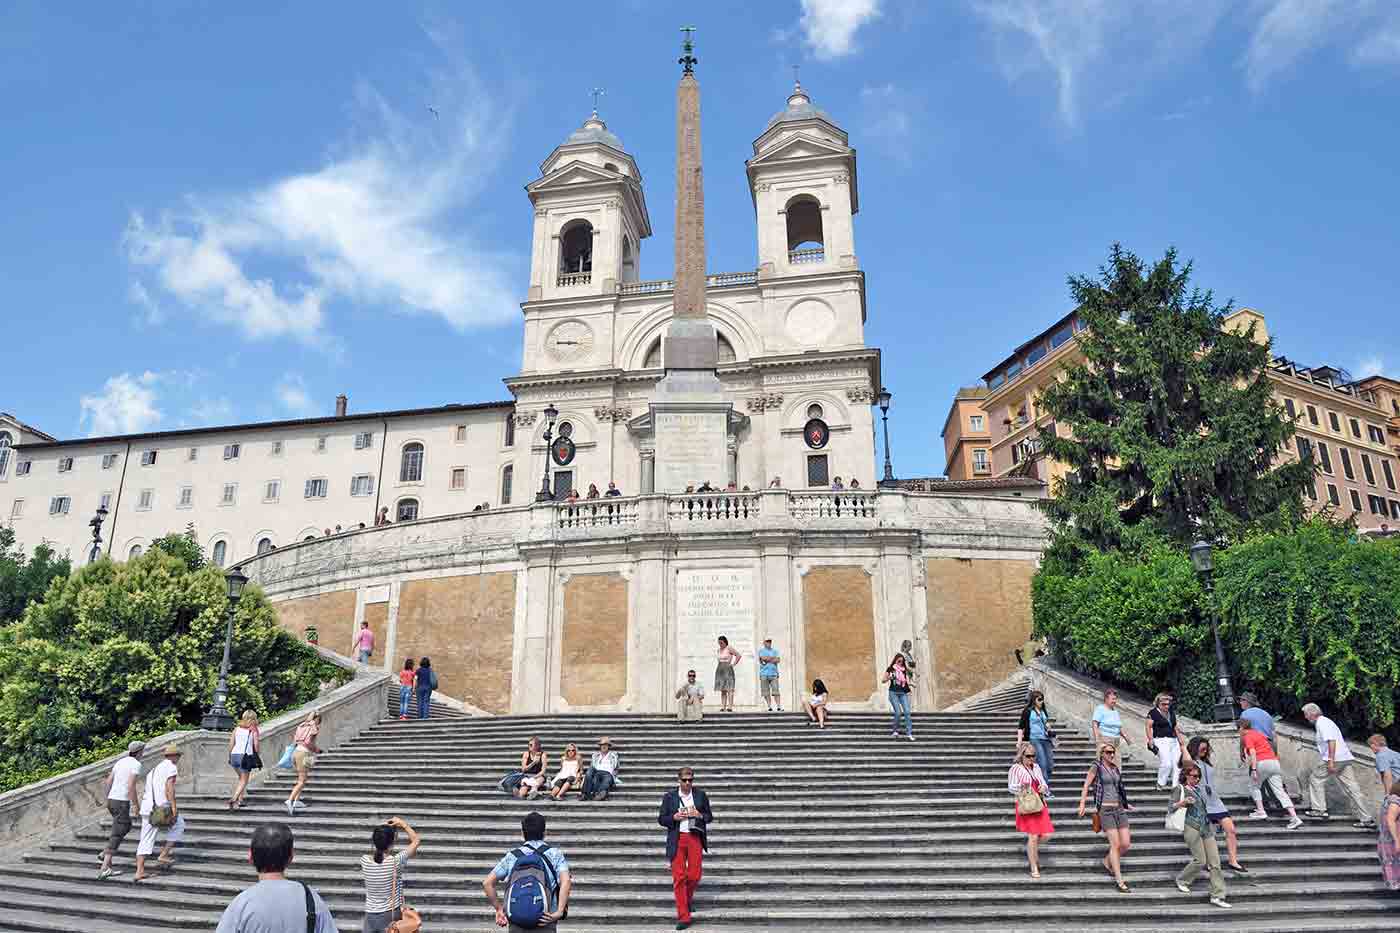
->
<box><xmin>0</xmin><ymin>547</ymin><xmax>349</xmax><ymax>793</ymax></box>
<box><xmin>0</xmin><ymin>524</ymin><xmax>71</xmax><ymax>624</ymax></box>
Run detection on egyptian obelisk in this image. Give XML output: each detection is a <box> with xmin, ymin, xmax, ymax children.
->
<box><xmin>651</xmin><ymin>28</ymin><xmax>732</xmax><ymax>492</ymax></box>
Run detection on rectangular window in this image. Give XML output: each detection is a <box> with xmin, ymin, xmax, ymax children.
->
<box><xmin>350</xmin><ymin>474</ymin><xmax>374</xmax><ymax>497</ymax></box>
<box><xmin>1391</xmin><ymin>499</ymin><xmax>1400</xmax><ymax>521</ymax></box>
<box><xmin>48</xmin><ymin>496</ymin><xmax>70</xmax><ymax>515</ymax></box>
<box><xmin>1384</xmin><ymin>459</ymin><xmax>1397</xmax><ymax>491</ymax></box>
<box><xmin>1316</xmin><ymin>442</ymin><xmax>1333</xmax><ymax>474</ymax></box>
<box><xmin>972</xmin><ymin>449</ymin><xmax>990</xmax><ymax>472</ymax></box>
<box><xmin>10</xmin><ymin>500</ymin><xmax>23</xmax><ymax>519</ymax></box>
<box><xmin>354</xmin><ymin>432</ymin><xmax>373</xmax><ymax>450</ymax></box>
<box><xmin>1340</xmin><ymin>447</ymin><xmax>1355</xmax><ymax>480</ymax></box>
<box><xmin>1328</xmin><ymin>411</ymin><xmax>1341</xmax><ymax>432</ymax></box>
<box><xmin>102</xmin><ymin>453</ymin><xmax>118</xmax><ymax>469</ymax></box>
<box><xmin>16</xmin><ymin>460</ymin><xmax>31</xmax><ymax>476</ymax></box>
<box><xmin>271</xmin><ymin>440</ymin><xmax>283</xmax><ymax>456</ymax></box>
<box><xmin>454</xmin><ymin>425</ymin><xmax>467</xmax><ymax>443</ymax></box>
<box><xmin>1025</xmin><ymin>343</ymin><xmax>1047</xmax><ymax>366</ymax></box>
<box><xmin>1296</xmin><ymin>437</ymin><xmax>1312</xmax><ymax>460</ymax></box>
<box><xmin>1283</xmin><ymin>399</ymin><xmax>1296</xmax><ymax>418</ymax></box>
<box><xmin>1350</xmin><ymin>418</ymin><xmax>1362</xmax><ymax>438</ymax></box>
<box><xmin>501</xmin><ymin>464</ymin><xmax>513</xmax><ymax>504</ymax></box>
<box><xmin>988</xmin><ymin>373</ymin><xmax>1006</xmax><ymax>390</ymax></box>
<box><xmin>264</xmin><ymin>480</ymin><xmax>281</xmax><ymax>502</ymax></box>
<box><xmin>504</xmin><ymin>414</ymin><xmax>516</xmax><ymax>447</ymax></box>
<box><xmin>1049</xmin><ymin>325</ymin><xmax>1073</xmax><ymax>349</ymax></box>
<box><xmin>1350</xmin><ymin>489</ymin><xmax>1363</xmax><ymax>511</ymax></box>
<box><xmin>1306</xmin><ymin>404</ymin><xmax>1319</xmax><ymax>426</ymax></box>
<box><xmin>178</xmin><ymin>486</ymin><xmax>193</xmax><ymax>508</ymax></box>
<box><xmin>315</xmin><ymin>436</ymin><xmax>327</xmax><ymax>453</ymax></box>
<box><xmin>806</xmin><ymin>455</ymin><xmax>830</xmax><ymax>488</ymax></box>
<box><xmin>551</xmin><ymin>471</ymin><xmax>573</xmax><ymax>500</ymax></box>
<box><xmin>304</xmin><ymin>477</ymin><xmax>328</xmax><ymax>499</ymax></box>
<box><xmin>141</xmin><ymin>450</ymin><xmax>157</xmax><ymax>466</ymax></box>
<box><xmin>99</xmin><ymin>492</ymin><xmax>112</xmax><ymax>511</ymax></box>
<box><xmin>1306</xmin><ymin>481</ymin><xmax>1317</xmax><ymax>502</ymax></box>
<box><xmin>223</xmin><ymin>444</ymin><xmax>241</xmax><ymax>460</ymax></box>
<box><xmin>1369</xmin><ymin>494</ymin><xmax>1386</xmax><ymax>515</ymax></box>
<box><xmin>136</xmin><ymin>489</ymin><xmax>153</xmax><ymax>510</ymax></box>
<box><xmin>221</xmin><ymin>483</ymin><xmax>237</xmax><ymax>505</ymax></box>
<box><xmin>969</xmin><ymin>415</ymin><xmax>985</xmax><ymax>432</ymax></box>
<box><xmin>1006</xmin><ymin>361</ymin><xmax>1023</xmax><ymax>379</ymax></box>
<box><xmin>1362</xmin><ymin>454</ymin><xmax>1376</xmax><ymax>485</ymax></box>
<box><xmin>1369</xmin><ymin>425</ymin><xmax>1386</xmax><ymax>445</ymax></box>
<box><xmin>188</xmin><ymin>447</ymin><xmax>198</xmax><ymax>461</ymax></box>
<box><xmin>57</xmin><ymin>457</ymin><xmax>73</xmax><ymax>472</ymax></box>
<box><xmin>450</xmin><ymin>467</ymin><xmax>466</xmax><ymax>490</ymax></box>
<box><xmin>1326</xmin><ymin>483</ymin><xmax>1340</xmax><ymax>506</ymax></box>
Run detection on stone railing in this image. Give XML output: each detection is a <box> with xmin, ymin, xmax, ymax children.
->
<box><xmin>556</xmin><ymin>497</ymin><xmax>640</xmax><ymax>529</ymax></box>
<box><xmin>617</xmin><ymin>270</ymin><xmax>758</xmax><ymax>296</ymax></box>
<box><xmin>788</xmin><ymin>247</ymin><xmax>824</xmax><ymax>264</ymax></box>
<box><xmin>556</xmin><ymin>271</ymin><xmax>591</xmax><ymax>287</ymax></box>
<box><xmin>789</xmin><ymin>490</ymin><xmax>877</xmax><ymax>520</ymax></box>
<box><xmin>666</xmin><ymin>491</ymin><xmax>762</xmax><ymax>523</ymax></box>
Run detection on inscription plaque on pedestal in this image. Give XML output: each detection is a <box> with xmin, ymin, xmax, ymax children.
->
<box><xmin>675</xmin><ymin>567</ymin><xmax>757</xmax><ymax>709</ymax></box>
<box><xmin>654</xmin><ymin>409</ymin><xmax>728</xmax><ymax>493</ymax></box>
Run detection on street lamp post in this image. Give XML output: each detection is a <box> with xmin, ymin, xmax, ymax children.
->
<box><xmin>535</xmin><ymin>402</ymin><xmax>560</xmax><ymax>502</ymax></box>
<box><xmin>201</xmin><ymin>567</ymin><xmax>249</xmax><ymax>731</ymax></box>
<box><xmin>87</xmin><ymin>505</ymin><xmax>109</xmax><ymax>564</ymax></box>
<box><xmin>877</xmin><ymin>387</ymin><xmax>897</xmax><ymax>488</ymax></box>
<box><xmin>1189</xmin><ymin>539</ymin><xmax>1238</xmax><ymax>723</ymax></box>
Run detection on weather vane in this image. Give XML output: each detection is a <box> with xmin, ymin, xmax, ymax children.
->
<box><xmin>590</xmin><ymin>87</ymin><xmax>605</xmax><ymax>114</ymax></box>
<box><xmin>679</xmin><ymin>26</ymin><xmax>697</xmax><ymax>74</ymax></box>
<box><xmin>792</xmin><ymin>63</ymin><xmax>801</xmax><ymax>88</ymax></box>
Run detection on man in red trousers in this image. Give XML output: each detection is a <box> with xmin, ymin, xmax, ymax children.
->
<box><xmin>658</xmin><ymin>766</ymin><xmax>714</xmax><ymax>930</ymax></box>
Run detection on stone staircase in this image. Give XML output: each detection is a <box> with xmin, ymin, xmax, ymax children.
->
<box><xmin>7</xmin><ymin>699</ymin><xmax>1395</xmax><ymax>932</ymax></box>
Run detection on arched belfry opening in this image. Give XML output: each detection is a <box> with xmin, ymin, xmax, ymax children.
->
<box><xmin>559</xmin><ymin>221</ymin><xmax>593</xmax><ymax>281</ymax></box>
<box><xmin>785</xmin><ymin>195</ymin><xmax>824</xmax><ymax>263</ymax></box>
<box><xmin>621</xmin><ymin>239</ymin><xmax>637</xmax><ymax>282</ymax></box>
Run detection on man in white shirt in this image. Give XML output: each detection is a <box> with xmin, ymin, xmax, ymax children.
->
<box><xmin>134</xmin><ymin>743</ymin><xmax>187</xmax><ymax>881</ymax></box>
<box><xmin>97</xmin><ymin>740</ymin><xmax>145</xmax><ymax>880</ymax></box>
<box><xmin>581</xmin><ymin>737</ymin><xmax>620</xmax><ymax>800</ymax></box>
<box><xmin>1301</xmin><ymin>702</ymin><xmax>1375</xmax><ymax>828</ymax></box>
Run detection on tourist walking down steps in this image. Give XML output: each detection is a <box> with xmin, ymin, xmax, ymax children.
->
<box><xmin>1183</xmin><ymin>737</ymin><xmax>1249</xmax><ymax>875</ymax></box>
<box><xmin>882</xmin><ymin>653</ymin><xmax>915</xmax><ymax>741</ymax></box>
<box><xmin>1016</xmin><ymin>690</ymin><xmax>1056</xmax><ymax>794</ymax></box>
<box><xmin>1170</xmin><ymin>761</ymin><xmax>1232</xmax><ymax>909</ymax></box>
<box><xmin>97</xmin><ymin>740</ymin><xmax>144</xmax><ymax>880</ymax></box>
<box><xmin>1077</xmin><ymin>742</ymin><xmax>1134</xmax><ymax>893</ymax></box>
<box><xmin>660</xmin><ymin>766</ymin><xmax>714</xmax><ymax>930</ymax></box>
<box><xmin>1009</xmin><ymin>742</ymin><xmax>1054</xmax><ymax>878</ymax></box>
<box><xmin>216</xmin><ymin>824</ymin><xmax>338</xmax><ymax>932</ymax></box>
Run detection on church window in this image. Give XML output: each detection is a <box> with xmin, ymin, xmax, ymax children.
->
<box><xmin>558</xmin><ymin>221</ymin><xmax>593</xmax><ymax>281</ymax></box>
<box><xmin>501</xmin><ymin>464</ymin><xmax>514</xmax><ymax>504</ymax></box>
<box><xmin>400</xmin><ymin>443</ymin><xmax>424</xmax><ymax>482</ymax></box>
<box><xmin>806</xmin><ymin>403</ymin><xmax>824</xmax><ymax>421</ymax></box>
<box><xmin>0</xmin><ymin>431</ymin><xmax>11</xmax><ymax>477</ymax></box>
<box><xmin>785</xmin><ymin>195</ymin><xmax>824</xmax><ymax>263</ymax></box>
<box><xmin>129</xmin><ymin>545</ymin><xmax>143</xmax><ymax>559</ymax></box>
<box><xmin>806</xmin><ymin>455</ymin><xmax>829</xmax><ymax>488</ymax></box>
<box><xmin>621</xmin><ymin>239</ymin><xmax>636</xmax><ymax>282</ymax></box>
<box><xmin>396</xmin><ymin>498</ymin><xmax>420</xmax><ymax>521</ymax></box>
<box><xmin>257</xmin><ymin>537</ymin><xmax>273</xmax><ymax>555</ymax></box>
<box><xmin>557</xmin><ymin>421</ymin><xmax>574</xmax><ymax>439</ymax></box>
<box><xmin>504</xmin><ymin>414</ymin><xmax>516</xmax><ymax>447</ymax></box>
<box><xmin>211</xmin><ymin>540</ymin><xmax>227</xmax><ymax>568</ymax></box>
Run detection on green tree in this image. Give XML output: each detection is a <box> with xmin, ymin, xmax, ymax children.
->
<box><xmin>0</xmin><ymin>524</ymin><xmax>72</xmax><ymax>624</ymax></box>
<box><xmin>1036</xmin><ymin>244</ymin><xmax>1312</xmax><ymax>569</ymax></box>
<box><xmin>150</xmin><ymin>523</ymin><xmax>205</xmax><ymax>572</ymax></box>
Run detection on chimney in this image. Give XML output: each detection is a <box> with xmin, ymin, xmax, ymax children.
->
<box><xmin>334</xmin><ymin>394</ymin><xmax>348</xmax><ymax>417</ymax></box>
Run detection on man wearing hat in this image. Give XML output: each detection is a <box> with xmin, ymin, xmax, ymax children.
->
<box><xmin>134</xmin><ymin>743</ymin><xmax>186</xmax><ymax>881</ymax></box>
<box><xmin>97</xmin><ymin>740</ymin><xmax>145</xmax><ymax>879</ymax></box>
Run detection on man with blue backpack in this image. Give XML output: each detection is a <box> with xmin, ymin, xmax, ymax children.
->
<box><xmin>483</xmin><ymin>812</ymin><xmax>571</xmax><ymax>931</ymax></box>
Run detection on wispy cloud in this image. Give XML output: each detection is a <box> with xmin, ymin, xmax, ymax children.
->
<box><xmin>1356</xmin><ymin>355</ymin><xmax>1385</xmax><ymax>379</ymax></box>
<box><xmin>1244</xmin><ymin>1</ymin><xmax>1400</xmax><ymax>90</ymax></box>
<box><xmin>79</xmin><ymin>372</ymin><xmax>163</xmax><ymax>437</ymax></box>
<box><xmin>859</xmin><ymin>83</ymin><xmax>916</xmax><ymax>165</ymax></box>
<box><xmin>186</xmin><ymin>397</ymin><xmax>234</xmax><ymax>426</ymax></box>
<box><xmin>123</xmin><ymin>32</ymin><xmax>518</xmax><ymax>347</ymax></box>
<box><xmin>795</xmin><ymin>0</ymin><xmax>882</xmax><ymax>59</ymax></box>
<box><xmin>276</xmin><ymin>374</ymin><xmax>316</xmax><ymax>417</ymax></box>
<box><xmin>1352</xmin><ymin>20</ymin><xmax>1400</xmax><ymax>66</ymax></box>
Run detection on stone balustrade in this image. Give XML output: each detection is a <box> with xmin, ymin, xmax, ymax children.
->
<box><xmin>788</xmin><ymin>247</ymin><xmax>824</xmax><ymax>264</ymax></box>
<box><xmin>556</xmin><ymin>271</ymin><xmax>591</xmax><ymax>287</ymax></box>
<box><xmin>617</xmin><ymin>270</ymin><xmax>758</xmax><ymax>296</ymax></box>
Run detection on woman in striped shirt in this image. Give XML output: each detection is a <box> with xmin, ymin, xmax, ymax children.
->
<box><xmin>361</xmin><ymin>816</ymin><xmax>421</xmax><ymax>932</ymax></box>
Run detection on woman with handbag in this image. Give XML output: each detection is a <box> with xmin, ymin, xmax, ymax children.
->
<box><xmin>1016</xmin><ymin>691</ymin><xmax>1056</xmax><ymax>795</ymax></box>
<box><xmin>1008</xmin><ymin>742</ymin><xmax>1054</xmax><ymax>878</ymax></box>
<box><xmin>361</xmin><ymin>816</ymin><xmax>421</xmax><ymax>932</ymax></box>
<box><xmin>1077</xmin><ymin>742</ymin><xmax>1135</xmax><ymax>892</ymax></box>
<box><xmin>226</xmin><ymin>710</ymin><xmax>261</xmax><ymax>809</ymax></box>
<box><xmin>1170</xmin><ymin>762</ymin><xmax>1231</xmax><ymax>908</ymax></box>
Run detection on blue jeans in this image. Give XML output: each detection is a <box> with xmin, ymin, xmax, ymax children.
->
<box><xmin>417</xmin><ymin>688</ymin><xmax>432</xmax><ymax>719</ymax></box>
<box><xmin>889</xmin><ymin>689</ymin><xmax>912</xmax><ymax>735</ymax></box>
<box><xmin>358</xmin><ymin>649</ymin><xmax>371</xmax><ymax>664</ymax></box>
<box><xmin>398</xmin><ymin>685</ymin><xmax>412</xmax><ymax>717</ymax></box>
<box><xmin>1032</xmin><ymin>737</ymin><xmax>1055</xmax><ymax>786</ymax></box>
<box><xmin>582</xmin><ymin>768</ymin><xmax>615</xmax><ymax>799</ymax></box>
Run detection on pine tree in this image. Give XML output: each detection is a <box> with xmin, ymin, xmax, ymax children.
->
<box><xmin>1036</xmin><ymin>244</ymin><xmax>1311</xmax><ymax>566</ymax></box>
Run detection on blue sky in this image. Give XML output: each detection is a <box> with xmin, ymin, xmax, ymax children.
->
<box><xmin>4</xmin><ymin>1</ymin><xmax>1398</xmax><ymax>476</ymax></box>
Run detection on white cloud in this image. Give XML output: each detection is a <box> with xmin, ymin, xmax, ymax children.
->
<box><xmin>860</xmin><ymin>83</ymin><xmax>915</xmax><ymax>164</ymax></box>
<box><xmin>1352</xmin><ymin>21</ymin><xmax>1400</xmax><ymax>66</ymax></box>
<box><xmin>124</xmin><ymin>42</ymin><xmax>518</xmax><ymax>346</ymax></box>
<box><xmin>1356</xmin><ymin>355</ymin><xmax>1385</xmax><ymax>378</ymax></box>
<box><xmin>798</xmin><ymin>0</ymin><xmax>882</xmax><ymax>59</ymax></box>
<box><xmin>79</xmin><ymin>372</ymin><xmax>163</xmax><ymax>437</ymax></box>
<box><xmin>187</xmin><ymin>397</ymin><xmax>234</xmax><ymax>426</ymax></box>
<box><xmin>127</xmin><ymin>280</ymin><xmax>163</xmax><ymax>325</ymax></box>
<box><xmin>1244</xmin><ymin>1</ymin><xmax>1400</xmax><ymax>90</ymax></box>
<box><xmin>276</xmin><ymin>374</ymin><xmax>315</xmax><ymax>416</ymax></box>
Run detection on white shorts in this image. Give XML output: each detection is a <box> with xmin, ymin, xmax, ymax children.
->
<box><xmin>137</xmin><ymin>813</ymin><xmax>186</xmax><ymax>856</ymax></box>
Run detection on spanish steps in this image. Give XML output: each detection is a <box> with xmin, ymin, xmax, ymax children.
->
<box><xmin>6</xmin><ymin>684</ymin><xmax>1394</xmax><ymax>932</ymax></box>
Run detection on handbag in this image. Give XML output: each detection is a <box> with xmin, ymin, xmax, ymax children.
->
<box><xmin>499</xmin><ymin>770</ymin><xmax>525</xmax><ymax>794</ymax></box>
<box><xmin>1165</xmin><ymin>786</ymin><xmax>1188</xmax><ymax>833</ymax></box>
<box><xmin>244</xmin><ymin>749</ymin><xmax>264</xmax><ymax>771</ymax></box>
<box><xmin>146</xmin><ymin>769</ymin><xmax>175</xmax><ymax>827</ymax></box>
<box><xmin>1014</xmin><ymin>765</ymin><xmax>1044</xmax><ymax>815</ymax></box>
<box><xmin>1091</xmin><ymin>812</ymin><xmax>1102</xmax><ymax>833</ymax></box>
<box><xmin>277</xmin><ymin>744</ymin><xmax>296</xmax><ymax>770</ymax></box>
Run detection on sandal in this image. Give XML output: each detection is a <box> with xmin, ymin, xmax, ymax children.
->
<box><xmin>1030</xmin><ymin>869</ymin><xmax>1041</xmax><ymax>879</ymax></box>
<box><xmin>1117</xmin><ymin>881</ymin><xmax>1130</xmax><ymax>893</ymax></box>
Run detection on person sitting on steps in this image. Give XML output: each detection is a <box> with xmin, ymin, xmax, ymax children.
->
<box><xmin>517</xmin><ymin>737</ymin><xmax>548</xmax><ymax>800</ymax></box>
<box><xmin>676</xmin><ymin>670</ymin><xmax>705</xmax><ymax>722</ymax></box>
<box><xmin>804</xmin><ymin>679</ymin><xmax>830</xmax><ymax>728</ymax></box>
<box><xmin>581</xmin><ymin>737</ymin><xmax>620</xmax><ymax>801</ymax></box>
<box><xmin>549</xmin><ymin>744</ymin><xmax>583</xmax><ymax>801</ymax></box>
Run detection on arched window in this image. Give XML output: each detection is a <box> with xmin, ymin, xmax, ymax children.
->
<box><xmin>0</xmin><ymin>430</ymin><xmax>10</xmax><ymax>478</ymax></box>
<box><xmin>501</xmin><ymin>464</ymin><xmax>514</xmax><ymax>505</ymax></box>
<box><xmin>558</xmin><ymin>221</ymin><xmax>593</xmax><ymax>277</ymax></box>
<box><xmin>504</xmin><ymin>413</ymin><xmax>516</xmax><ymax>447</ymax></box>
<box><xmin>400</xmin><ymin>442</ymin><xmax>424</xmax><ymax>482</ymax></box>
<box><xmin>211</xmin><ymin>540</ymin><xmax>227</xmax><ymax>568</ymax></box>
<box><xmin>396</xmin><ymin>498</ymin><xmax>420</xmax><ymax>522</ymax></box>
<box><xmin>785</xmin><ymin>195</ymin><xmax>824</xmax><ymax>263</ymax></box>
<box><xmin>645</xmin><ymin>332</ymin><xmax>736</xmax><ymax>369</ymax></box>
<box><xmin>303</xmin><ymin>535</ymin><xmax>316</xmax><ymax>542</ymax></box>
<box><xmin>257</xmin><ymin>537</ymin><xmax>273</xmax><ymax>555</ymax></box>
<box><xmin>128</xmin><ymin>545</ymin><xmax>143</xmax><ymax>559</ymax></box>
<box><xmin>621</xmin><ymin>239</ymin><xmax>636</xmax><ymax>282</ymax></box>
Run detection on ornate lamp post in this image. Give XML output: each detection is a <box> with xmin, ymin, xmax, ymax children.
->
<box><xmin>1189</xmin><ymin>538</ymin><xmax>1238</xmax><ymax>723</ymax></box>
<box><xmin>201</xmin><ymin>567</ymin><xmax>249</xmax><ymax>731</ymax></box>
<box><xmin>87</xmin><ymin>505</ymin><xmax>109</xmax><ymax>564</ymax></box>
<box><xmin>535</xmin><ymin>402</ymin><xmax>560</xmax><ymax>502</ymax></box>
<box><xmin>877</xmin><ymin>387</ymin><xmax>897</xmax><ymax>488</ymax></box>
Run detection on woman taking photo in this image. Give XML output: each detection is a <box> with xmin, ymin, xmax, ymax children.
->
<box><xmin>804</xmin><ymin>679</ymin><xmax>830</xmax><ymax>728</ymax></box>
<box><xmin>1184</xmin><ymin>737</ymin><xmax>1248</xmax><ymax>874</ymax></box>
<box><xmin>550</xmin><ymin>743</ymin><xmax>583</xmax><ymax>800</ymax></box>
<box><xmin>714</xmin><ymin>635</ymin><xmax>741</xmax><ymax>712</ymax></box>
<box><xmin>1008</xmin><ymin>742</ymin><xmax>1054</xmax><ymax>878</ymax></box>
<box><xmin>360</xmin><ymin>816</ymin><xmax>421</xmax><ymax>932</ymax></box>
<box><xmin>1077</xmin><ymin>742</ymin><xmax>1134</xmax><ymax>892</ymax></box>
<box><xmin>882</xmin><ymin>654</ymin><xmax>915</xmax><ymax>741</ymax></box>
<box><xmin>1016</xmin><ymin>691</ymin><xmax>1055</xmax><ymax>795</ymax></box>
<box><xmin>1170</xmin><ymin>762</ymin><xmax>1231</xmax><ymax>908</ymax></box>
<box><xmin>226</xmin><ymin>710</ymin><xmax>261</xmax><ymax>809</ymax></box>
<box><xmin>516</xmin><ymin>736</ymin><xmax>548</xmax><ymax>799</ymax></box>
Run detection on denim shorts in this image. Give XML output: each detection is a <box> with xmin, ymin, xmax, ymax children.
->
<box><xmin>1207</xmin><ymin>809</ymin><xmax>1232</xmax><ymax>825</ymax></box>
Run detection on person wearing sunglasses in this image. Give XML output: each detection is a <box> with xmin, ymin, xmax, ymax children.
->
<box><xmin>659</xmin><ymin>767</ymin><xmax>713</xmax><ymax>930</ymax></box>
<box><xmin>1184</xmin><ymin>736</ymin><xmax>1248</xmax><ymax>874</ymax></box>
<box><xmin>1008</xmin><ymin>742</ymin><xmax>1054</xmax><ymax>878</ymax></box>
<box><xmin>1077</xmin><ymin>742</ymin><xmax>1135</xmax><ymax>892</ymax></box>
<box><xmin>1171</xmin><ymin>762</ymin><xmax>1232</xmax><ymax>908</ymax></box>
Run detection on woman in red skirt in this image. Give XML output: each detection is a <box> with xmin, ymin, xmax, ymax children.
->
<box><xmin>1009</xmin><ymin>741</ymin><xmax>1055</xmax><ymax>877</ymax></box>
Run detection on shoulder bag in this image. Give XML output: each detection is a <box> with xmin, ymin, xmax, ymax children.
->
<box><xmin>1165</xmin><ymin>785</ymin><xmax>1187</xmax><ymax>833</ymax></box>
<box><xmin>147</xmin><ymin>770</ymin><xmax>175</xmax><ymax>828</ymax></box>
<box><xmin>1014</xmin><ymin>766</ymin><xmax>1044</xmax><ymax>815</ymax></box>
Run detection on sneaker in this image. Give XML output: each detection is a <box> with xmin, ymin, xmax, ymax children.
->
<box><xmin>1352</xmin><ymin>820</ymin><xmax>1377</xmax><ymax>830</ymax></box>
<box><xmin>284</xmin><ymin>800</ymin><xmax>295</xmax><ymax>817</ymax></box>
<box><xmin>293</xmin><ymin>800</ymin><xmax>307</xmax><ymax>810</ymax></box>
<box><xmin>1246</xmin><ymin>810</ymin><xmax>1268</xmax><ymax>820</ymax></box>
<box><xmin>1175</xmin><ymin>881</ymin><xmax>1191</xmax><ymax>894</ymax></box>
<box><xmin>97</xmin><ymin>867</ymin><xmax>113</xmax><ymax>881</ymax></box>
<box><xmin>1303</xmin><ymin>810</ymin><xmax>1330</xmax><ymax>820</ymax></box>
<box><xmin>1286</xmin><ymin>817</ymin><xmax>1304</xmax><ymax>829</ymax></box>
<box><xmin>776</xmin><ymin>707</ymin><xmax>783</xmax><ymax>711</ymax></box>
<box><xmin>1210</xmin><ymin>897</ymin><xmax>1232</xmax><ymax>909</ymax></box>
<box><xmin>891</xmin><ymin>731</ymin><xmax>900</xmax><ymax>738</ymax></box>
<box><xmin>907</xmin><ymin>734</ymin><xmax>916</xmax><ymax>742</ymax></box>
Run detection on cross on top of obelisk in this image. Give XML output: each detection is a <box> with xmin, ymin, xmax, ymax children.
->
<box><xmin>679</xmin><ymin>26</ymin><xmax>697</xmax><ymax>74</ymax></box>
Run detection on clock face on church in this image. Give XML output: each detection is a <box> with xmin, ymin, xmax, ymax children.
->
<box><xmin>545</xmin><ymin>320</ymin><xmax>595</xmax><ymax>363</ymax></box>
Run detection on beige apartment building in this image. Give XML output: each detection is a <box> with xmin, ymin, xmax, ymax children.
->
<box><xmin>942</xmin><ymin>307</ymin><xmax>1400</xmax><ymax>532</ymax></box>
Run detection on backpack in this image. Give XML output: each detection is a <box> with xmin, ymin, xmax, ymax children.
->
<box><xmin>505</xmin><ymin>844</ymin><xmax>558</xmax><ymax>928</ymax></box>
<box><xmin>429</xmin><ymin>670</ymin><xmax>439</xmax><ymax>691</ymax></box>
